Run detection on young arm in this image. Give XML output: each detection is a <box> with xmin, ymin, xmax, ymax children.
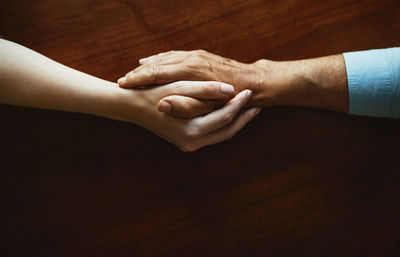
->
<box><xmin>0</xmin><ymin>39</ymin><xmax>122</xmax><ymax>120</ymax></box>
<box><xmin>0</xmin><ymin>39</ymin><xmax>260</xmax><ymax>151</ymax></box>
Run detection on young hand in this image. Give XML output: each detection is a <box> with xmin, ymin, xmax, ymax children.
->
<box><xmin>118</xmin><ymin>81</ymin><xmax>261</xmax><ymax>152</ymax></box>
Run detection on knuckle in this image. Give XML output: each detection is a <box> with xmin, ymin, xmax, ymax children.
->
<box><xmin>162</xmin><ymin>51</ymin><xmax>172</xmax><ymax>58</ymax></box>
<box><xmin>185</xmin><ymin>58</ymin><xmax>201</xmax><ymax>68</ymax></box>
<box><xmin>183</xmin><ymin>127</ymin><xmax>201</xmax><ymax>139</ymax></box>
<box><xmin>185</xmin><ymin>51</ymin><xmax>210</xmax><ymax>71</ymax></box>
<box><xmin>184</xmin><ymin>55</ymin><xmax>201</xmax><ymax>67</ymax></box>
<box><xmin>202</xmin><ymin>60</ymin><xmax>213</xmax><ymax>71</ymax></box>
<box><xmin>191</xmin><ymin>49</ymin><xmax>204</xmax><ymax>58</ymax></box>
<box><xmin>201</xmin><ymin>85</ymin><xmax>215</xmax><ymax>95</ymax></box>
<box><xmin>222</xmin><ymin>112</ymin><xmax>235</xmax><ymax>123</ymax></box>
<box><xmin>149</xmin><ymin>65</ymin><xmax>160</xmax><ymax>82</ymax></box>
<box><xmin>127</xmin><ymin>73</ymin><xmax>135</xmax><ymax>81</ymax></box>
<box><xmin>176</xmin><ymin>99</ymin><xmax>194</xmax><ymax>117</ymax></box>
<box><xmin>193</xmin><ymin>49</ymin><xmax>202</xmax><ymax>56</ymax></box>
<box><xmin>196</xmin><ymin>49</ymin><xmax>207</xmax><ymax>55</ymax></box>
<box><xmin>182</xmin><ymin>98</ymin><xmax>195</xmax><ymax>111</ymax></box>
<box><xmin>221</xmin><ymin>57</ymin><xmax>233</xmax><ymax>65</ymax></box>
<box><xmin>254</xmin><ymin>59</ymin><xmax>270</xmax><ymax>67</ymax></box>
<box><xmin>179</xmin><ymin>97</ymin><xmax>190</xmax><ymax>109</ymax></box>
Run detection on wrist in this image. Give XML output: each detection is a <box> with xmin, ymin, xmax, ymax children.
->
<box><xmin>83</xmin><ymin>81</ymin><xmax>128</xmax><ymax>122</ymax></box>
<box><xmin>79</xmin><ymin>78</ymin><xmax>145</xmax><ymax>125</ymax></box>
<box><xmin>251</xmin><ymin>55</ymin><xmax>348</xmax><ymax>112</ymax></box>
<box><xmin>108</xmin><ymin>87</ymin><xmax>143</xmax><ymax>124</ymax></box>
<box><xmin>112</xmin><ymin>87</ymin><xmax>161</xmax><ymax>127</ymax></box>
<box><xmin>246</xmin><ymin>59</ymin><xmax>290</xmax><ymax>106</ymax></box>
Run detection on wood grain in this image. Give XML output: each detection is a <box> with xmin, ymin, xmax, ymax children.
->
<box><xmin>1</xmin><ymin>0</ymin><xmax>400</xmax><ymax>256</ymax></box>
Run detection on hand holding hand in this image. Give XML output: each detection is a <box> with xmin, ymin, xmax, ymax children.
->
<box><xmin>118</xmin><ymin>81</ymin><xmax>260</xmax><ymax>151</ymax></box>
<box><xmin>118</xmin><ymin>50</ymin><xmax>349</xmax><ymax>114</ymax></box>
<box><xmin>155</xmin><ymin>81</ymin><xmax>236</xmax><ymax>118</ymax></box>
<box><xmin>0</xmin><ymin>39</ymin><xmax>262</xmax><ymax>152</ymax></box>
<box><xmin>118</xmin><ymin>50</ymin><xmax>272</xmax><ymax>117</ymax></box>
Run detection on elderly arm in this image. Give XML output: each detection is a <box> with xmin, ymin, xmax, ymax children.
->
<box><xmin>118</xmin><ymin>48</ymin><xmax>400</xmax><ymax>118</ymax></box>
<box><xmin>118</xmin><ymin>50</ymin><xmax>348</xmax><ymax>114</ymax></box>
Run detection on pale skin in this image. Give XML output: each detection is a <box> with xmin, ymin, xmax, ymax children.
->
<box><xmin>118</xmin><ymin>50</ymin><xmax>349</xmax><ymax>117</ymax></box>
<box><xmin>0</xmin><ymin>39</ymin><xmax>261</xmax><ymax>152</ymax></box>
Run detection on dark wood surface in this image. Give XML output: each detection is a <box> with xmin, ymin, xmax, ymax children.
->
<box><xmin>1</xmin><ymin>0</ymin><xmax>400</xmax><ymax>256</ymax></box>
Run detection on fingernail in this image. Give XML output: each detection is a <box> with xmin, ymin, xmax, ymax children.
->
<box><xmin>139</xmin><ymin>58</ymin><xmax>148</xmax><ymax>64</ymax></box>
<box><xmin>221</xmin><ymin>83</ymin><xmax>235</xmax><ymax>95</ymax></box>
<box><xmin>117</xmin><ymin>77</ymin><xmax>126</xmax><ymax>84</ymax></box>
<box><xmin>255</xmin><ymin>107</ymin><xmax>261</xmax><ymax>116</ymax></box>
<box><xmin>158</xmin><ymin>101</ymin><xmax>171</xmax><ymax>113</ymax></box>
<box><xmin>246</xmin><ymin>90</ymin><xmax>253</xmax><ymax>98</ymax></box>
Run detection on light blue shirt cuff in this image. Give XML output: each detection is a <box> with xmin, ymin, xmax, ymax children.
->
<box><xmin>343</xmin><ymin>47</ymin><xmax>400</xmax><ymax>118</ymax></box>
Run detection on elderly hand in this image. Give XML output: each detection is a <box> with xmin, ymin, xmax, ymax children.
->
<box><xmin>118</xmin><ymin>50</ymin><xmax>349</xmax><ymax>115</ymax></box>
<box><xmin>117</xmin><ymin>50</ymin><xmax>275</xmax><ymax>117</ymax></box>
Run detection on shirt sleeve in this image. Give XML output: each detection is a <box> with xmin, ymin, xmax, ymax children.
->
<box><xmin>343</xmin><ymin>47</ymin><xmax>400</xmax><ymax>118</ymax></box>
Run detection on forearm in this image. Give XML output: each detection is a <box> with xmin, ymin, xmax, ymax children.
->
<box><xmin>118</xmin><ymin>50</ymin><xmax>350</xmax><ymax>115</ymax></box>
<box><xmin>0</xmin><ymin>40</ymin><xmax>259</xmax><ymax>151</ymax></box>
<box><xmin>0</xmin><ymin>39</ymin><xmax>127</xmax><ymax>121</ymax></box>
<box><xmin>253</xmin><ymin>54</ymin><xmax>348</xmax><ymax>112</ymax></box>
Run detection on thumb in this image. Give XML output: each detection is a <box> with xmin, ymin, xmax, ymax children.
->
<box><xmin>157</xmin><ymin>95</ymin><xmax>225</xmax><ymax>119</ymax></box>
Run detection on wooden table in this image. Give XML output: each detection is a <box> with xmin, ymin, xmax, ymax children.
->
<box><xmin>1</xmin><ymin>0</ymin><xmax>400</xmax><ymax>256</ymax></box>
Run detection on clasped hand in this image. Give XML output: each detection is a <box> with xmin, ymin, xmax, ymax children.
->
<box><xmin>0</xmin><ymin>40</ymin><xmax>350</xmax><ymax>152</ymax></box>
<box><xmin>117</xmin><ymin>50</ymin><xmax>264</xmax><ymax>151</ymax></box>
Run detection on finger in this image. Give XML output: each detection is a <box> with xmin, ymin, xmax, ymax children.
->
<box><xmin>139</xmin><ymin>50</ymin><xmax>211</xmax><ymax>66</ymax></box>
<box><xmin>138</xmin><ymin>51</ymin><xmax>170</xmax><ymax>64</ymax></box>
<box><xmin>189</xmin><ymin>89</ymin><xmax>253</xmax><ymax>136</ymax></box>
<box><xmin>123</xmin><ymin>62</ymin><xmax>155</xmax><ymax>78</ymax></box>
<box><xmin>118</xmin><ymin>64</ymin><xmax>189</xmax><ymax>88</ymax></box>
<box><xmin>158</xmin><ymin>95</ymin><xmax>224</xmax><ymax>118</ymax></box>
<box><xmin>163</xmin><ymin>81</ymin><xmax>235</xmax><ymax>99</ymax></box>
<box><xmin>197</xmin><ymin>107</ymin><xmax>261</xmax><ymax>149</ymax></box>
<box><xmin>139</xmin><ymin>50</ymin><xmax>186</xmax><ymax>65</ymax></box>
